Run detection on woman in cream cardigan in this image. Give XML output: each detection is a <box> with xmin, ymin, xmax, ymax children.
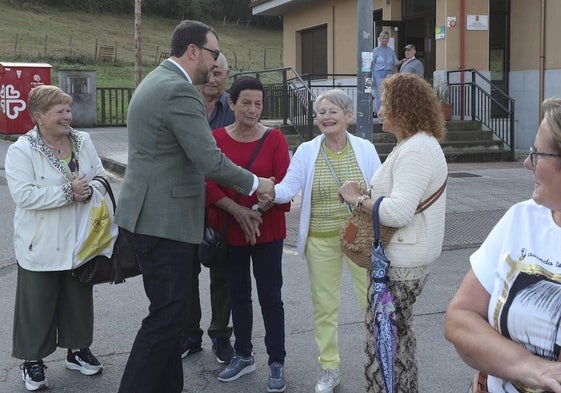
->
<box><xmin>339</xmin><ymin>73</ymin><xmax>448</xmax><ymax>393</ymax></box>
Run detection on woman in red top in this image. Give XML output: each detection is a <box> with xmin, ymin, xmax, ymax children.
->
<box><xmin>205</xmin><ymin>76</ymin><xmax>290</xmax><ymax>392</ymax></box>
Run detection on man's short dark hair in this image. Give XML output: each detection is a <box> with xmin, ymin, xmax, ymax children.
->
<box><xmin>170</xmin><ymin>20</ymin><xmax>218</xmax><ymax>57</ymax></box>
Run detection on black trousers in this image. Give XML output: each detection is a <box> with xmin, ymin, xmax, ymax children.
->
<box><xmin>118</xmin><ymin>229</ymin><xmax>195</xmax><ymax>393</ymax></box>
<box><xmin>183</xmin><ymin>251</ymin><xmax>232</xmax><ymax>340</ymax></box>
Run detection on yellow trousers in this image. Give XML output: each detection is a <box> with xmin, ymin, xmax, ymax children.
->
<box><xmin>305</xmin><ymin>235</ymin><xmax>368</xmax><ymax>370</ymax></box>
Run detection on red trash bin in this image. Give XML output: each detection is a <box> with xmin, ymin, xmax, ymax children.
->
<box><xmin>0</xmin><ymin>62</ymin><xmax>52</xmax><ymax>134</ymax></box>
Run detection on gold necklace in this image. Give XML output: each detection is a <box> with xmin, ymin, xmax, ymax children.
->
<box><xmin>43</xmin><ymin>137</ymin><xmax>65</xmax><ymax>156</ymax></box>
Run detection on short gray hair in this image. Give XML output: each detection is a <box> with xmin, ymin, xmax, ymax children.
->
<box><xmin>315</xmin><ymin>89</ymin><xmax>353</xmax><ymax>114</ymax></box>
<box><xmin>379</xmin><ymin>30</ymin><xmax>390</xmax><ymax>39</ymax></box>
<box><xmin>543</xmin><ymin>97</ymin><xmax>561</xmax><ymax>154</ymax></box>
<box><xmin>217</xmin><ymin>53</ymin><xmax>229</xmax><ymax>71</ymax></box>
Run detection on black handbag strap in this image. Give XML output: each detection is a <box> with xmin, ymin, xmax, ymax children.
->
<box><xmin>218</xmin><ymin>127</ymin><xmax>273</xmax><ymax>235</ymax></box>
<box><xmin>92</xmin><ymin>176</ymin><xmax>116</xmax><ymax>211</ymax></box>
<box><xmin>372</xmin><ymin>196</ymin><xmax>384</xmax><ymax>244</ymax></box>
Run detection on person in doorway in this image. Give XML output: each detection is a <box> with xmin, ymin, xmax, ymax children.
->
<box><xmin>398</xmin><ymin>44</ymin><xmax>424</xmax><ymax>78</ymax></box>
<box><xmin>446</xmin><ymin>98</ymin><xmax>561</xmax><ymax>393</ymax></box>
<box><xmin>372</xmin><ymin>30</ymin><xmax>399</xmax><ymax>117</ymax></box>
<box><xmin>115</xmin><ymin>20</ymin><xmax>274</xmax><ymax>393</ymax></box>
<box><xmin>181</xmin><ymin>52</ymin><xmax>236</xmax><ymax>364</ymax></box>
<box><xmin>5</xmin><ymin>85</ymin><xmax>105</xmax><ymax>391</ymax></box>
<box><xmin>272</xmin><ymin>89</ymin><xmax>381</xmax><ymax>393</ymax></box>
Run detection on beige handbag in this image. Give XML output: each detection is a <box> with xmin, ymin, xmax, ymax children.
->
<box><xmin>340</xmin><ymin>180</ymin><xmax>447</xmax><ymax>269</ymax></box>
<box><xmin>471</xmin><ymin>372</ymin><xmax>488</xmax><ymax>393</ymax></box>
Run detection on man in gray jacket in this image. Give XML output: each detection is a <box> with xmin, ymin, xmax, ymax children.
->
<box><xmin>116</xmin><ymin>20</ymin><xmax>273</xmax><ymax>393</ymax></box>
<box><xmin>398</xmin><ymin>44</ymin><xmax>424</xmax><ymax>78</ymax></box>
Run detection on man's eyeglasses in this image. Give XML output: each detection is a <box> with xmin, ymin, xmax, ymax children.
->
<box><xmin>529</xmin><ymin>146</ymin><xmax>561</xmax><ymax>167</ymax></box>
<box><xmin>197</xmin><ymin>45</ymin><xmax>220</xmax><ymax>61</ymax></box>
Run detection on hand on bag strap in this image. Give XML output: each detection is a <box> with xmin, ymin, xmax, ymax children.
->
<box><xmin>92</xmin><ymin>176</ymin><xmax>117</xmax><ymax>212</ymax></box>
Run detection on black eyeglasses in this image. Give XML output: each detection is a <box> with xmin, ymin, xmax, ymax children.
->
<box><xmin>529</xmin><ymin>146</ymin><xmax>561</xmax><ymax>167</ymax></box>
<box><xmin>197</xmin><ymin>45</ymin><xmax>220</xmax><ymax>61</ymax></box>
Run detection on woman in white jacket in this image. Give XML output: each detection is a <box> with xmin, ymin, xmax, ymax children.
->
<box><xmin>5</xmin><ymin>85</ymin><xmax>106</xmax><ymax>391</ymax></box>
<box><xmin>273</xmin><ymin>89</ymin><xmax>381</xmax><ymax>393</ymax></box>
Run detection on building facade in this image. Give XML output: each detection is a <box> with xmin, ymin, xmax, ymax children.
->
<box><xmin>251</xmin><ymin>0</ymin><xmax>561</xmax><ymax>152</ymax></box>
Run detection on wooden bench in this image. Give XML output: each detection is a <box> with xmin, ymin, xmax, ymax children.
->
<box><xmin>98</xmin><ymin>46</ymin><xmax>116</xmax><ymax>62</ymax></box>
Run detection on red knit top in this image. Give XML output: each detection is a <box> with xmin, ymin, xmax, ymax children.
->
<box><xmin>205</xmin><ymin>127</ymin><xmax>291</xmax><ymax>246</ymax></box>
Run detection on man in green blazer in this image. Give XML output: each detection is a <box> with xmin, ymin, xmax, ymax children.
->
<box><xmin>116</xmin><ymin>20</ymin><xmax>274</xmax><ymax>393</ymax></box>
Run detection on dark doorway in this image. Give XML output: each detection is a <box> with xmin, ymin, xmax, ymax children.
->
<box><xmin>490</xmin><ymin>0</ymin><xmax>510</xmax><ymax>117</ymax></box>
<box><xmin>301</xmin><ymin>25</ymin><xmax>328</xmax><ymax>76</ymax></box>
<box><xmin>374</xmin><ymin>1</ymin><xmax>435</xmax><ymax>80</ymax></box>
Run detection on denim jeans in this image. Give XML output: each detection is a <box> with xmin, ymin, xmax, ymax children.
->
<box><xmin>373</xmin><ymin>69</ymin><xmax>394</xmax><ymax>115</ymax></box>
<box><xmin>118</xmin><ymin>228</ymin><xmax>195</xmax><ymax>393</ymax></box>
<box><xmin>226</xmin><ymin>239</ymin><xmax>286</xmax><ymax>365</ymax></box>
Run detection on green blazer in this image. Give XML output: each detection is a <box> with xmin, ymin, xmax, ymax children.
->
<box><xmin>115</xmin><ymin>60</ymin><xmax>255</xmax><ymax>244</ymax></box>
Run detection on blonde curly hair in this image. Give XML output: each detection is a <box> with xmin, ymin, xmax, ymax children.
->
<box><xmin>380</xmin><ymin>73</ymin><xmax>445</xmax><ymax>140</ymax></box>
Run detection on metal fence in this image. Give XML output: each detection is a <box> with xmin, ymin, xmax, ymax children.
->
<box><xmin>96</xmin><ymin>87</ymin><xmax>134</xmax><ymax>126</ymax></box>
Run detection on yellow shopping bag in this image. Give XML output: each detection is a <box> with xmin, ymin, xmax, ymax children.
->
<box><xmin>73</xmin><ymin>187</ymin><xmax>118</xmax><ymax>268</ymax></box>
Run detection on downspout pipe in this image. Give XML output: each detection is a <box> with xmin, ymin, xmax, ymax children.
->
<box><xmin>539</xmin><ymin>0</ymin><xmax>546</xmax><ymax>119</ymax></box>
<box><xmin>460</xmin><ymin>0</ymin><xmax>466</xmax><ymax>119</ymax></box>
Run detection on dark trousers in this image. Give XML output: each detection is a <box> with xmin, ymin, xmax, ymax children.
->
<box><xmin>226</xmin><ymin>239</ymin><xmax>286</xmax><ymax>365</ymax></box>
<box><xmin>183</xmin><ymin>254</ymin><xmax>232</xmax><ymax>340</ymax></box>
<box><xmin>118</xmin><ymin>228</ymin><xmax>195</xmax><ymax>393</ymax></box>
<box><xmin>12</xmin><ymin>266</ymin><xmax>93</xmax><ymax>360</ymax></box>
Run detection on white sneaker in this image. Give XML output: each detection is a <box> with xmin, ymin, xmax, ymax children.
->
<box><xmin>315</xmin><ymin>369</ymin><xmax>340</xmax><ymax>393</ymax></box>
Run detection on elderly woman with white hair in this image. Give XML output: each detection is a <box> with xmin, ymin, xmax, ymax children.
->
<box><xmin>273</xmin><ymin>89</ymin><xmax>381</xmax><ymax>393</ymax></box>
<box><xmin>372</xmin><ymin>30</ymin><xmax>399</xmax><ymax>118</ymax></box>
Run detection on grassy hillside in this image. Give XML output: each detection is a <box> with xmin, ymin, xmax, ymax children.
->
<box><xmin>0</xmin><ymin>1</ymin><xmax>283</xmax><ymax>87</ymax></box>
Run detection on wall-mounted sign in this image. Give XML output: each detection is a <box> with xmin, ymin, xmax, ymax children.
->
<box><xmin>447</xmin><ymin>17</ymin><xmax>457</xmax><ymax>28</ymax></box>
<box><xmin>435</xmin><ymin>26</ymin><xmax>445</xmax><ymax>40</ymax></box>
<box><xmin>467</xmin><ymin>15</ymin><xmax>488</xmax><ymax>30</ymax></box>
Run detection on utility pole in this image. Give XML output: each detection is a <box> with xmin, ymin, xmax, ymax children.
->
<box><xmin>134</xmin><ymin>0</ymin><xmax>142</xmax><ymax>87</ymax></box>
<box><xmin>356</xmin><ymin>0</ymin><xmax>374</xmax><ymax>141</ymax></box>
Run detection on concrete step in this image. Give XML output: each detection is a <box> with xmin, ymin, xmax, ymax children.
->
<box><xmin>445</xmin><ymin>120</ymin><xmax>483</xmax><ymax>131</ymax></box>
<box><xmin>270</xmin><ymin>118</ymin><xmax>513</xmax><ymax>163</ymax></box>
<box><xmin>374</xmin><ymin>139</ymin><xmax>505</xmax><ymax>155</ymax></box>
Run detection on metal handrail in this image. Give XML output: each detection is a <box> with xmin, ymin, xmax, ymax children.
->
<box><xmin>232</xmin><ymin>69</ymin><xmax>362</xmax><ymax>141</ymax></box>
<box><xmin>232</xmin><ymin>67</ymin><xmax>317</xmax><ymax>140</ymax></box>
<box><xmin>446</xmin><ymin>69</ymin><xmax>515</xmax><ymax>159</ymax></box>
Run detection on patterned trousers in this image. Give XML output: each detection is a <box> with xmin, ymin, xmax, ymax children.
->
<box><xmin>364</xmin><ymin>273</ymin><xmax>429</xmax><ymax>393</ymax></box>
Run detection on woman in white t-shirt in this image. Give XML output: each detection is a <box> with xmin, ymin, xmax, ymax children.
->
<box><xmin>446</xmin><ymin>98</ymin><xmax>561</xmax><ymax>393</ymax></box>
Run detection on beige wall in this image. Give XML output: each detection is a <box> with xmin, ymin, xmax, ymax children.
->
<box><xmin>511</xmin><ymin>0</ymin><xmax>561</xmax><ymax>71</ymax></box>
<box><xmin>435</xmin><ymin>0</ymin><xmax>489</xmax><ymax>71</ymax></box>
<box><xmin>280</xmin><ymin>0</ymin><xmax>561</xmax><ymax>76</ymax></box>
<box><xmin>283</xmin><ymin>0</ymin><xmax>357</xmax><ymax>75</ymax></box>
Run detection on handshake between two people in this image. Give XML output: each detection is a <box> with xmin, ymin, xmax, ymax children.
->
<box><xmin>256</xmin><ymin>176</ymin><xmax>276</xmax><ymax>204</ymax></box>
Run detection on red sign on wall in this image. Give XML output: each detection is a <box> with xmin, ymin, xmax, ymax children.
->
<box><xmin>0</xmin><ymin>62</ymin><xmax>52</xmax><ymax>134</ymax></box>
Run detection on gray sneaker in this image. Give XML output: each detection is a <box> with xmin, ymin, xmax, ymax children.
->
<box><xmin>315</xmin><ymin>368</ymin><xmax>340</xmax><ymax>393</ymax></box>
<box><xmin>217</xmin><ymin>355</ymin><xmax>256</xmax><ymax>382</ymax></box>
<box><xmin>267</xmin><ymin>362</ymin><xmax>286</xmax><ymax>392</ymax></box>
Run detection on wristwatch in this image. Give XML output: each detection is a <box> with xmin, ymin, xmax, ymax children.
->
<box><xmin>252</xmin><ymin>204</ymin><xmax>266</xmax><ymax>215</ymax></box>
<box><xmin>355</xmin><ymin>194</ymin><xmax>371</xmax><ymax>209</ymax></box>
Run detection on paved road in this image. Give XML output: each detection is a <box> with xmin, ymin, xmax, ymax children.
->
<box><xmin>0</xmin><ymin>131</ymin><xmax>534</xmax><ymax>392</ymax></box>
